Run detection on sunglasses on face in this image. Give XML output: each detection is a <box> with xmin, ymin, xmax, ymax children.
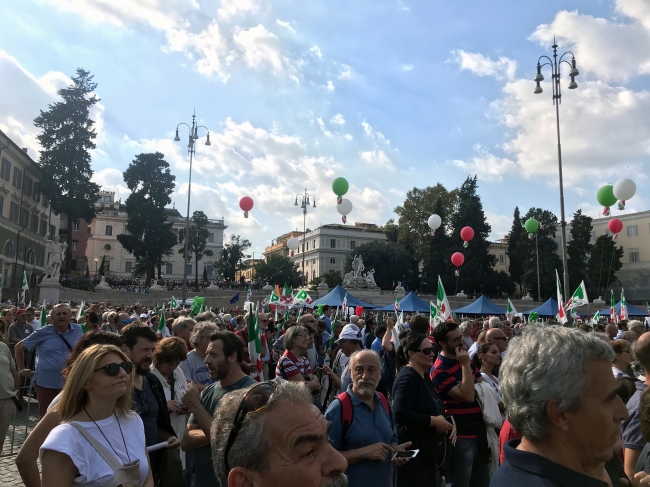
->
<box><xmin>415</xmin><ymin>347</ymin><xmax>433</xmax><ymax>356</ymax></box>
<box><xmin>94</xmin><ymin>362</ymin><xmax>134</xmax><ymax>376</ymax></box>
<box><xmin>225</xmin><ymin>382</ymin><xmax>276</xmax><ymax>472</ymax></box>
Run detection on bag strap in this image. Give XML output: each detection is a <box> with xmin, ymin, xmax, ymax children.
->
<box><xmin>377</xmin><ymin>392</ymin><xmax>390</xmax><ymax>416</ymax></box>
<box><xmin>337</xmin><ymin>391</ymin><xmax>353</xmax><ymax>440</ymax></box>
<box><xmin>67</xmin><ymin>422</ymin><xmax>121</xmax><ymax>472</ymax></box>
<box><xmin>56</xmin><ymin>332</ymin><xmax>73</xmax><ymax>352</ymax></box>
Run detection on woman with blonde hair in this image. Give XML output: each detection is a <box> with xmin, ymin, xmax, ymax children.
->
<box><xmin>40</xmin><ymin>344</ymin><xmax>153</xmax><ymax>487</ymax></box>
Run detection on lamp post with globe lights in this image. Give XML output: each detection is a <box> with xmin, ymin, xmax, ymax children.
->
<box><xmin>534</xmin><ymin>38</ymin><xmax>579</xmax><ymax>301</ymax></box>
<box><xmin>173</xmin><ymin>110</ymin><xmax>211</xmax><ymax>305</ymax></box>
<box><xmin>294</xmin><ymin>189</ymin><xmax>316</xmax><ymax>287</ymax></box>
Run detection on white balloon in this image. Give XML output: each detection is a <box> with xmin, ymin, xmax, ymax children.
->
<box><xmin>428</xmin><ymin>214</ymin><xmax>441</xmax><ymax>230</ymax></box>
<box><xmin>337</xmin><ymin>198</ymin><xmax>353</xmax><ymax>216</ymax></box>
<box><xmin>613</xmin><ymin>178</ymin><xmax>636</xmax><ymax>201</ymax></box>
<box><xmin>287</xmin><ymin>237</ymin><xmax>300</xmax><ymax>250</ymax></box>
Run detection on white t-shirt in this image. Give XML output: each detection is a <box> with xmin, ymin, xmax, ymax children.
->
<box><xmin>40</xmin><ymin>413</ymin><xmax>149</xmax><ymax>487</ymax></box>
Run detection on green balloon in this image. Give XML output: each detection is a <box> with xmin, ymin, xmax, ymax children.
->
<box><xmin>529</xmin><ymin>311</ymin><xmax>539</xmax><ymax>322</ymax></box>
<box><xmin>524</xmin><ymin>218</ymin><xmax>539</xmax><ymax>233</ymax></box>
<box><xmin>597</xmin><ymin>185</ymin><xmax>617</xmax><ymax>207</ymax></box>
<box><xmin>332</xmin><ymin>177</ymin><xmax>349</xmax><ymax>197</ymax></box>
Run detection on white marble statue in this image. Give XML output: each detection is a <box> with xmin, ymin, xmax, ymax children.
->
<box><xmin>395</xmin><ymin>281</ymin><xmax>405</xmax><ymax>291</ymax></box>
<box><xmin>342</xmin><ymin>271</ymin><xmax>354</xmax><ymax>287</ymax></box>
<box><xmin>45</xmin><ymin>236</ymin><xmax>66</xmax><ymax>279</ymax></box>
<box><xmin>351</xmin><ymin>254</ymin><xmax>365</xmax><ymax>279</ymax></box>
<box><xmin>96</xmin><ymin>276</ymin><xmax>110</xmax><ymax>289</ymax></box>
<box><xmin>364</xmin><ymin>269</ymin><xmax>378</xmax><ymax>289</ymax></box>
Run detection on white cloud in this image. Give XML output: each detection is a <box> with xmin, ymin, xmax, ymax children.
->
<box><xmin>401</xmin><ymin>64</ymin><xmax>413</xmax><ymax>71</ymax></box>
<box><xmin>343</xmin><ymin>134</ymin><xmax>354</xmax><ymax>141</ymax></box>
<box><xmin>450</xmin><ymin>49</ymin><xmax>517</xmax><ymax>81</ymax></box>
<box><xmin>217</xmin><ymin>0</ymin><xmax>260</xmax><ymax>20</ymax></box>
<box><xmin>326</xmin><ymin>80</ymin><xmax>335</xmax><ymax>92</ymax></box>
<box><xmin>617</xmin><ymin>0</ymin><xmax>650</xmax><ymax>29</ymax></box>
<box><xmin>360</xmin><ymin>120</ymin><xmax>390</xmax><ymax>146</ymax></box>
<box><xmin>92</xmin><ymin>168</ymin><xmax>130</xmax><ymax>198</ymax></box>
<box><xmin>451</xmin><ymin>150</ymin><xmax>518</xmax><ymax>182</ymax></box>
<box><xmin>276</xmin><ymin>19</ymin><xmax>296</xmax><ymax>35</ymax></box>
<box><xmin>330</xmin><ymin>113</ymin><xmax>346</xmax><ymax>125</ymax></box>
<box><xmin>484</xmin><ymin>212</ymin><xmax>513</xmax><ymax>241</ymax></box>
<box><xmin>233</xmin><ymin>24</ymin><xmax>287</xmax><ymax>73</ymax></box>
<box><xmin>309</xmin><ymin>45</ymin><xmax>323</xmax><ymax>60</ymax></box>
<box><xmin>338</xmin><ymin>64</ymin><xmax>353</xmax><ymax>79</ymax></box>
<box><xmin>396</xmin><ymin>0</ymin><xmax>410</xmax><ymax>11</ymax></box>
<box><xmin>316</xmin><ymin>118</ymin><xmax>332</xmax><ymax>138</ymax></box>
<box><xmin>360</xmin><ymin>150</ymin><xmax>395</xmax><ymax>171</ymax></box>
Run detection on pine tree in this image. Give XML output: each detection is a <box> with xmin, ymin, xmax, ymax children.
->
<box><xmin>567</xmin><ymin>209</ymin><xmax>593</xmax><ymax>290</ymax></box>
<box><xmin>507</xmin><ymin>207</ymin><xmax>526</xmax><ymax>290</ymax></box>
<box><xmin>521</xmin><ymin>208</ymin><xmax>563</xmax><ymax>300</ymax></box>
<box><xmin>34</xmin><ymin>68</ymin><xmax>100</xmax><ymax>273</ymax></box>
<box><xmin>587</xmin><ymin>235</ymin><xmax>623</xmax><ymax>299</ymax></box>
<box><xmin>179</xmin><ymin>211</ymin><xmax>214</xmax><ymax>284</ymax></box>
<box><xmin>421</xmin><ymin>197</ymin><xmax>453</xmax><ymax>293</ymax></box>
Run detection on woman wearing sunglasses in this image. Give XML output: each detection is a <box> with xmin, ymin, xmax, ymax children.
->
<box><xmin>392</xmin><ymin>332</ymin><xmax>456</xmax><ymax>487</ymax></box>
<box><xmin>40</xmin><ymin>344</ymin><xmax>153</xmax><ymax>487</ymax></box>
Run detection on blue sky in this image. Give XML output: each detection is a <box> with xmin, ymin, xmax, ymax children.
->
<box><xmin>1</xmin><ymin>0</ymin><xmax>649</xmax><ymax>256</ymax></box>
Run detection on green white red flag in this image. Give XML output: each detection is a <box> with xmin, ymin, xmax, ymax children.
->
<box><xmin>248</xmin><ymin>303</ymin><xmax>264</xmax><ymax>382</ymax></box>
<box><xmin>619</xmin><ymin>288</ymin><xmax>628</xmax><ymax>321</ymax></box>
<box><xmin>76</xmin><ymin>301</ymin><xmax>85</xmax><ymax>321</ymax></box>
<box><xmin>565</xmin><ymin>281</ymin><xmax>588</xmax><ymax>311</ymax></box>
<box><xmin>435</xmin><ymin>275</ymin><xmax>452</xmax><ymax>324</ymax></box>
<box><xmin>591</xmin><ymin>310</ymin><xmax>601</xmax><ymax>325</ymax></box>
<box><xmin>610</xmin><ymin>290</ymin><xmax>617</xmax><ymax>324</ymax></box>
<box><xmin>506</xmin><ymin>298</ymin><xmax>517</xmax><ymax>320</ymax></box>
<box><xmin>294</xmin><ymin>289</ymin><xmax>314</xmax><ymax>305</ymax></box>
<box><xmin>20</xmin><ymin>271</ymin><xmax>28</xmax><ymax>304</ymax></box>
<box><xmin>555</xmin><ymin>270</ymin><xmax>567</xmax><ymax>324</ymax></box>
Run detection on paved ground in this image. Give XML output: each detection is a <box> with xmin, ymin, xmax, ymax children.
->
<box><xmin>1</xmin><ymin>394</ymin><xmax>41</xmax><ymax>486</ymax></box>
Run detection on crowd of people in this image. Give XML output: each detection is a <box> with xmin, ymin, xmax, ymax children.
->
<box><xmin>2</xmin><ymin>300</ymin><xmax>650</xmax><ymax>486</ymax></box>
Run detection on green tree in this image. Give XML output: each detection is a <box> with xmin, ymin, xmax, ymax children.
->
<box><xmin>507</xmin><ymin>207</ymin><xmax>526</xmax><ymax>291</ymax></box>
<box><xmin>344</xmin><ymin>241</ymin><xmax>418</xmax><ymax>291</ymax></box>
<box><xmin>587</xmin><ymin>235</ymin><xmax>624</xmax><ymax>298</ymax></box>
<box><xmin>448</xmin><ymin>176</ymin><xmax>495</xmax><ymax>296</ymax></box>
<box><xmin>254</xmin><ymin>255</ymin><xmax>302</xmax><ymax>287</ymax></box>
<box><xmin>117</xmin><ymin>152</ymin><xmax>177</xmax><ymax>286</ymax></box>
<box><xmin>218</xmin><ymin>235</ymin><xmax>252</xmax><ymax>281</ymax></box>
<box><xmin>420</xmin><ymin>197</ymin><xmax>453</xmax><ymax>293</ymax></box>
<box><xmin>567</xmin><ymin>209</ymin><xmax>593</xmax><ymax>290</ymax></box>
<box><xmin>521</xmin><ymin>208</ymin><xmax>563</xmax><ymax>300</ymax></box>
<box><xmin>310</xmin><ymin>270</ymin><xmax>343</xmax><ymax>288</ymax></box>
<box><xmin>483</xmin><ymin>270</ymin><xmax>515</xmax><ymax>298</ymax></box>
<box><xmin>34</xmin><ymin>68</ymin><xmax>101</xmax><ymax>274</ymax></box>
<box><xmin>178</xmin><ymin>211</ymin><xmax>214</xmax><ymax>283</ymax></box>
<box><xmin>382</xmin><ymin>219</ymin><xmax>399</xmax><ymax>243</ymax></box>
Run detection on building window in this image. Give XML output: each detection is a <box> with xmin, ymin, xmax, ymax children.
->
<box><xmin>104</xmin><ymin>244</ymin><xmax>112</xmax><ymax>251</ymax></box>
<box><xmin>33</xmin><ymin>184</ymin><xmax>40</xmax><ymax>203</ymax></box>
<box><xmin>0</xmin><ymin>195</ymin><xmax>4</xmax><ymax>217</ymax></box>
<box><xmin>630</xmin><ymin>249</ymin><xmax>640</xmax><ymax>263</ymax></box>
<box><xmin>302</xmin><ymin>243</ymin><xmax>305</xmax><ymax>252</ymax></box>
<box><xmin>330</xmin><ymin>258</ymin><xmax>336</xmax><ymax>264</ymax></box>
<box><xmin>12</xmin><ymin>168</ymin><xmax>22</xmax><ymax>189</ymax></box>
<box><xmin>3</xmin><ymin>241</ymin><xmax>16</xmax><ymax>258</ymax></box>
<box><xmin>72</xmin><ymin>221</ymin><xmax>80</xmax><ymax>231</ymax></box>
<box><xmin>104</xmin><ymin>261</ymin><xmax>110</xmax><ymax>273</ymax></box>
<box><xmin>0</xmin><ymin>158</ymin><xmax>10</xmax><ymax>181</ymax></box>
<box><xmin>105</xmin><ymin>225</ymin><xmax>113</xmax><ymax>236</ymax></box>
<box><xmin>71</xmin><ymin>240</ymin><xmax>78</xmax><ymax>250</ymax></box>
<box><xmin>350</xmin><ymin>240</ymin><xmax>356</xmax><ymax>249</ymax></box>
<box><xmin>40</xmin><ymin>220</ymin><xmax>47</xmax><ymax>236</ymax></box>
<box><xmin>125</xmin><ymin>261</ymin><xmax>133</xmax><ymax>273</ymax></box>
<box><xmin>165</xmin><ymin>263</ymin><xmax>173</xmax><ymax>275</ymax></box>
<box><xmin>208</xmin><ymin>233</ymin><xmax>214</xmax><ymax>243</ymax></box>
<box><xmin>49</xmin><ymin>224</ymin><xmax>56</xmax><ymax>239</ymax></box>
<box><xmin>9</xmin><ymin>202</ymin><xmax>18</xmax><ymax>222</ymax></box>
<box><xmin>499</xmin><ymin>254</ymin><xmax>504</xmax><ymax>264</ymax></box>
<box><xmin>312</xmin><ymin>259</ymin><xmax>316</xmax><ymax>265</ymax></box>
<box><xmin>627</xmin><ymin>225</ymin><xmax>638</xmax><ymax>238</ymax></box>
<box><xmin>206</xmin><ymin>265</ymin><xmax>213</xmax><ymax>278</ymax></box>
<box><xmin>25</xmin><ymin>249</ymin><xmax>35</xmax><ymax>265</ymax></box>
<box><xmin>19</xmin><ymin>208</ymin><xmax>29</xmax><ymax>227</ymax></box>
<box><xmin>43</xmin><ymin>196</ymin><xmax>49</xmax><ymax>209</ymax></box>
<box><xmin>330</xmin><ymin>239</ymin><xmax>336</xmax><ymax>249</ymax></box>
<box><xmin>186</xmin><ymin>264</ymin><xmax>193</xmax><ymax>275</ymax></box>
<box><xmin>30</xmin><ymin>214</ymin><xmax>38</xmax><ymax>232</ymax></box>
<box><xmin>23</xmin><ymin>176</ymin><xmax>33</xmax><ymax>197</ymax></box>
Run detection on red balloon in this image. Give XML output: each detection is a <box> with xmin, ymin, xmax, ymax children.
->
<box><xmin>355</xmin><ymin>306</ymin><xmax>364</xmax><ymax>316</ymax></box>
<box><xmin>460</xmin><ymin>226</ymin><xmax>475</xmax><ymax>242</ymax></box>
<box><xmin>239</xmin><ymin>196</ymin><xmax>254</xmax><ymax>212</ymax></box>
<box><xmin>451</xmin><ymin>252</ymin><xmax>465</xmax><ymax>267</ymax></box>
<box><xmin>608</xmin><ymin>218</ymin><xmax>623</xmax><ymax>235</ymax></box>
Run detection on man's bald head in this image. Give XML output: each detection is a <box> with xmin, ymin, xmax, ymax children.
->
<box><xmin>606</xmin><ymin>324</ymin><xmax>618</xmax><ymax>340</ymax></box>
<box><xmin>487</xmin><ymin>327</ymin><xmax>508</xmax><ymax>352</ymax></box>
<box><xmin>634</xmin><ymin>332</ymin><xmax>650</xmax><ymax>372</ymax></box>
<box><xmin>350</xmin><ymin>349</ymin><xmax>381</xmax><ymax>369</ymax></box>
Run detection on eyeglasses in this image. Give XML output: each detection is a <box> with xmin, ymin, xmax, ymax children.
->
<box><xmin>95</xmin><ymin>362</ymin><xmax>134</xmax><ymax>376</ymax></box>
<box><xmin>224</xmin><ymin>382</ymin><xmax>276</xmax><ymax>472</ymax></box>
<box><xmin>415</xmin><ymin>347</ymin><xmax>433</xmax><ymax>356</ymax></box>
<box><xmin>492</xmin><ymin>337</ymin><xmax>507</xmax><ymax>341</ymax></box>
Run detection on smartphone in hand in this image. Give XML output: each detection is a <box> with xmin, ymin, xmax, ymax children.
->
<box><xmin>392</xmin><ymin>449</ymin><xmax>419</xmax><ymax>460</ymax></box>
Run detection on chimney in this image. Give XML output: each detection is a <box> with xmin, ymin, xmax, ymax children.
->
<box><xmin>21</xmin><ymin>148</ymin><xmax>28</xmax><ymax>153</ymax></box>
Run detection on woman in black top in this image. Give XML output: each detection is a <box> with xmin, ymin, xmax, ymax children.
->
<box><xmin>392</xmin><ymin>332</ymin><xmax>456</xmax><ymax>487</ymax></box>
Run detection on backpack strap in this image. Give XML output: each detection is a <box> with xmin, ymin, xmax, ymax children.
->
<box><xmin>337</xmin><ymin>391</ymin><xmax>353</xmax><ymax>440</ymax></box>
<box><xmin>377</xmin><ymin>392</ymin><xmax>390</xmax><ymax>416</ymax></box>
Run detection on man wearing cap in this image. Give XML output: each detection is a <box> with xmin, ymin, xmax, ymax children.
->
<box><xmin>322</xmin><ymin>324</ymin><xmax>363</xmax><ymax>397</ymax></box>
<box><xmin>8</xmin><ymin>309</ymin><xmax>33</xmax><ymax>346</ymax></box>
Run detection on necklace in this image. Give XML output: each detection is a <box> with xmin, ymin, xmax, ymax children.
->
<box><xmin>83</xmin><ymin>407</ymin><xmax>131</xmax><ymax>462</ymax></box>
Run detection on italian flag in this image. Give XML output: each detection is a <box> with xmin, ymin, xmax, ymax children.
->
<box><xmin>171</xmin><ymin>296</ymin><xmax>179</xmax><ymax>309</ymax></box>
<box><xmin>591</xmin><ymin>310</ymin><xmax>601</xmax><ymax>325</ymax></box>
<box><xmin>619</xmin><ymin>288</ymin><xmax>628</xmax><ymax>321</ymax></box>
<box><xmin>555</xmin><ymin>270</ymin><xmax>567</xmax><ymax>324</ymax></box>
<box><xmin>248</xmin><ymin>304</ymin><xmax>264</xmax><ymax>382</ymax></box>
<box><xmin>394</xmin><ymin>296</ymin><xmax>400</xmax><ymax>314</ymax></box>
<box><xmin>429</xmin><ymin>301</ymin><xmax>436</xmax><ymax>334</ymax></box>
<box><xmin>342</xmin><ymin>293</ymin><xmax>348</xmax><ymax>316</ymax></box>
<box><xmin>76</xmin><ymin>300</ymin><xmax>85</xmax><ymax>321</ymax></box>
<box><xmin>435</xmin><ymin>275</ymin><xmax>452</xmax><ymax>324</ymax></box>
<box><xmin>157</xmin><ymin>307</ymin><xmax>171</xmax><ymax>337</ymax></box>
<box><xmin>565</xmin><ymin>281</ymin><xmax>588</xmax><ymax>311</ymax></box>
<box><xmin>280</xmin><ymin>283</ymin><xmax>292</xmax><ymax>306</ymax></box>
<box><xmin>294</xmin><ymin>289</ymin><xmax>313</xmax><ymax>304</ymax></box>
<box><xmin>39</xmin><ymin>301</ymin><xmax>47</xmax><ymax>329</ymax></box>
<box><xmin>610</xmin><ymin>290</ymin><xmax>617</xmax><ymax>324</ymax></box>
<box><xmin>246</xmin><ymin>286</ymin><xmax>252</xmax><ymax>302</ymax></box>
<box><xmin>20</xmin><ymin>271</ymin><xmax>28</xmax><ymax>304</ymax></box>
<box><xmin>506</xmin><ymin>298</ymin><xmax>517</xmax><ymax>320</ymax></box>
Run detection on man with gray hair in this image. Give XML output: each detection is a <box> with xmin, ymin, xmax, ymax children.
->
<box><xmin>173</xmin><ymin>316</ymin><xmax>196</xmax><ymax>350</ymax></box>
<box><xmin>492</xmin><ymin>326</ymin><xmax>629</xmax><ymax>486</ymax></box>
<box><xmin>488</xmin><ymin>317</ymin><xmax>503</xmax><ymax>329</ymax></box>
<box><xmin>629</xmin><ymin>320</ymin><xmax>645</xmax><ymax>340</ymax></box>
<box><xmin>211</xmin><ymin>380</ymin><xmax>348</xmax><ymax>487</ymax></box>
<box><xmin>181</xmin><ymin>322</ymin><xmax>219</xmax><ymax>390</ymax></box>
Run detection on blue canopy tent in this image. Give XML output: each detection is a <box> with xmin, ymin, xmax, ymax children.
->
<box><xmin>599</xmin><ymin>301</ymin><xmax>648</xmax><ymax>317</ymax></box>
<box><xmin>453</xmin><ymin>295</ymin><xmax>506</xmax><ymax>316</ymax></box>
<box><xmin>522</xmin><ymin>298</ymin><xmax>559</xmax><ymax>317</ymax></box>
<box><xmin>377</xmin><ymin>291</ymin><xmax>431</xmax><ymax>313</ymax></box>
<box><xmin>310</xmin><ymin>285</ymin><xmax>378</xmax><ymax>309</ymax></box>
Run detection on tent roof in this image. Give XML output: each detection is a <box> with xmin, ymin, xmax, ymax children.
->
<box><xmin>599</xmin><ymin>301</ymin><xmax>648</xmax><ymax>316</ymax></box>
<box><xmin>377</xmin><ymin>291</ymin><xmax>430</xmax><ymax>313</ymax></box>
<box><xmin>453</xmin><ymin>295</ymin><xmax>506</xmax><ymax>315</ymax></box>
<box><xmin>310</xmin><ymin>285</ymin><xmax>378</xmax><ymax>309</ymax></box>
<box><xmin>522</xmin><ymin>297</ymin><xmax>559</xmax><ymax>317</ymax></box>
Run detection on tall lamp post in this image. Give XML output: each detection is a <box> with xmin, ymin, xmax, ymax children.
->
<box><xmin>294</xmin><ymin>189</ymin><xmax>316</xmax><ymax>287</ymax></box>
<box><xmin>534</xmin><ymin>38</ymin><xmax>579</xmax><ymax>301</ymax></box>
<box><xmin>173</xmin><ymin>110</ymin><xmax>211</xmax><ymax>305</ymax></box>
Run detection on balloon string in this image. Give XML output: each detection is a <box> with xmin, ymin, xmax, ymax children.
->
<box><xmin>602</xmin><ymin>206</ymin><xmax>610</xmax><ymax>216</ymax></box>
<box><xmin>463</xmin><ymin>241</ymin><xmax>468</xmax><ymax>248</ymax></box>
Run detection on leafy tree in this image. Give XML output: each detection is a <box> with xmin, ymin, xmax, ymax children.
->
<box><xmin>310</xmin><ymin>270</ymin><xmax>343</xmax><ymax>288</ymax></box>
<box><xmin>420</xmin><ymin>197</ymin><xmax>453</xmax><ymax>293</ymax></box>
<box><xmin>483</xmin><ymin>270</ymin><xmax>515</xmax><ymax>298</ymax></box>
<box><xmin>179</xmin><ymin>211</ymin><xmax>214</xmax><ymax>283</ymax></box>
<box><xmin>344</xmin><ymin>241</ymin><xmax>418</xmax><ymax>291</ymax></box>
<box><xmin>218</xmin><ymin>235</ymin><xmax>252</xmax><ymax>281</ymax></box>
<box><xmin>117</xmin><ymin>152</ymin><xmax>177</xmax><ymax>286</ymax></box>
<box><xmin>34</xmin><ymin>68</ymin><xmax>101</xmax><ymax>274</ymax></box>
<box><xmin>448</xmin><ymin>176</ymin><xmax>496</xmax><ymax>296</ymax></box>
<box><xmin>507</xmin><ymin>207</ymin><xmax>526</xmax><ymax>290</ymax></box>
<box><xmin>587</xmin><ymin>235</ymin><xmax>623</xmax><ymax>299</ymax></box>
<box><xmin>567</xmin><ymin>209</ymin><xmax>593</xmax><ymax>290</ymax></box>
<box><xmin>254</xmin><ymin>254</ymin><xmax>301</xmax><ymax>287</ymax></box>
<box><xmin>520</xmin><ymin>208</ymin><xmax>563</xmax><ymax>300</ymax></box>
<box><xmin>382</xmin><ymin>219</ymin><xmax>399</xmax><ymax>243</ymax></box>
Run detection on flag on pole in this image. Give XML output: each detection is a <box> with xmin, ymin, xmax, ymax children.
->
<box><xmin>189</xmin><ymin>297</ymin><xmax>205</xmax><ymax>317</ymax></box>
<box><xmin>555</xmin><ymin>270</ymin><xmax>567</xmax><ymax>324</ymax></box>
<box><xmin>506</xmin><ymin>298</ymin><xmax>517</xmax><ymax>320</ymax></box>
<box><xmin>294</xmin><ymin>289</ymin><xmax>314</xmax><ymax>304</ymax></box>
<box><xmin>610</xmin><ymin>290</ymin><xmax>617</xmax><ymax>324</ymax></box>
<box><xmin>342</xmin><ymin>293</ymin><xmax>348</xmax><ymax>316</ymax></box>
<box><xmin>280</xmin><ymin>283</ymin><xmax>292</xmax><ymax>306</ymax></box>
<box><xmin>591</xmin><ymin>310</ymin><xmax>601</xmax><ymax>325</ymax></box>
<box><xmin>620</xmin><ymin>288</ymin><xmax>629</xmax><ymax>321</ymax></box>
<box><xmin>170</xmin><ymin>296</ymin><xmax>179</xmax><ymax>309</ymax></box>
<box><xmin>328</xmin><ymin>307</ymin><xmax>340</xmax><ymax>348</ymax></box>
<box><xmin>76</xmin><ymin>300</ymin><xmax>85</xmax><ymax>321</ymax></box>
<box><xmin>157</xmin><ymin>306</ymin><xmax>171</xmax><ymax>337</ymax></box>
<box><xmin>246</xmin><ymin>286</ymin><xmax>252</xmax><ymax>302</ymax></box>
<box><xmin>20</xmin><ymin>271</ymin><xmax>28</xmax><ymax>304</ymax></box>
<box><xmin>229</xmin><ymin>293</ymin><xmax>240</xmax><ymax>304</ymax></box>
<box><xmin>565</xmin><ymin>281</ymin><xmax>589</xmax><ymax>311</ymax></box>
<box><xmin>394</xmin><ymin>296</ymin><xmax>400</xmax><ymax>315</ymax></box>
<box><xmin>248</xmin><ymin>304</ymin><xmax>264</xmax><ymax>382</ymax></box>
<box><xmin>39</xmin><ymin>301</ymin><xmax>47</xmax><ymax>329</ymax></box>
<box><xmin>429</xmin><ymin>301</ymin><xmax>436</xmax><ymax>334</ymax></box>
<box><xmin>435</xmin><ymin>276</ymin><xmax>452</xmax><ymax>324</ymax></box>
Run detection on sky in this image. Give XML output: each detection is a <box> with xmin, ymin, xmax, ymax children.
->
<box><xmin>1</xmin><ymin>0</ymin><xmax>649</xmax><ymax>256</ymax></box>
